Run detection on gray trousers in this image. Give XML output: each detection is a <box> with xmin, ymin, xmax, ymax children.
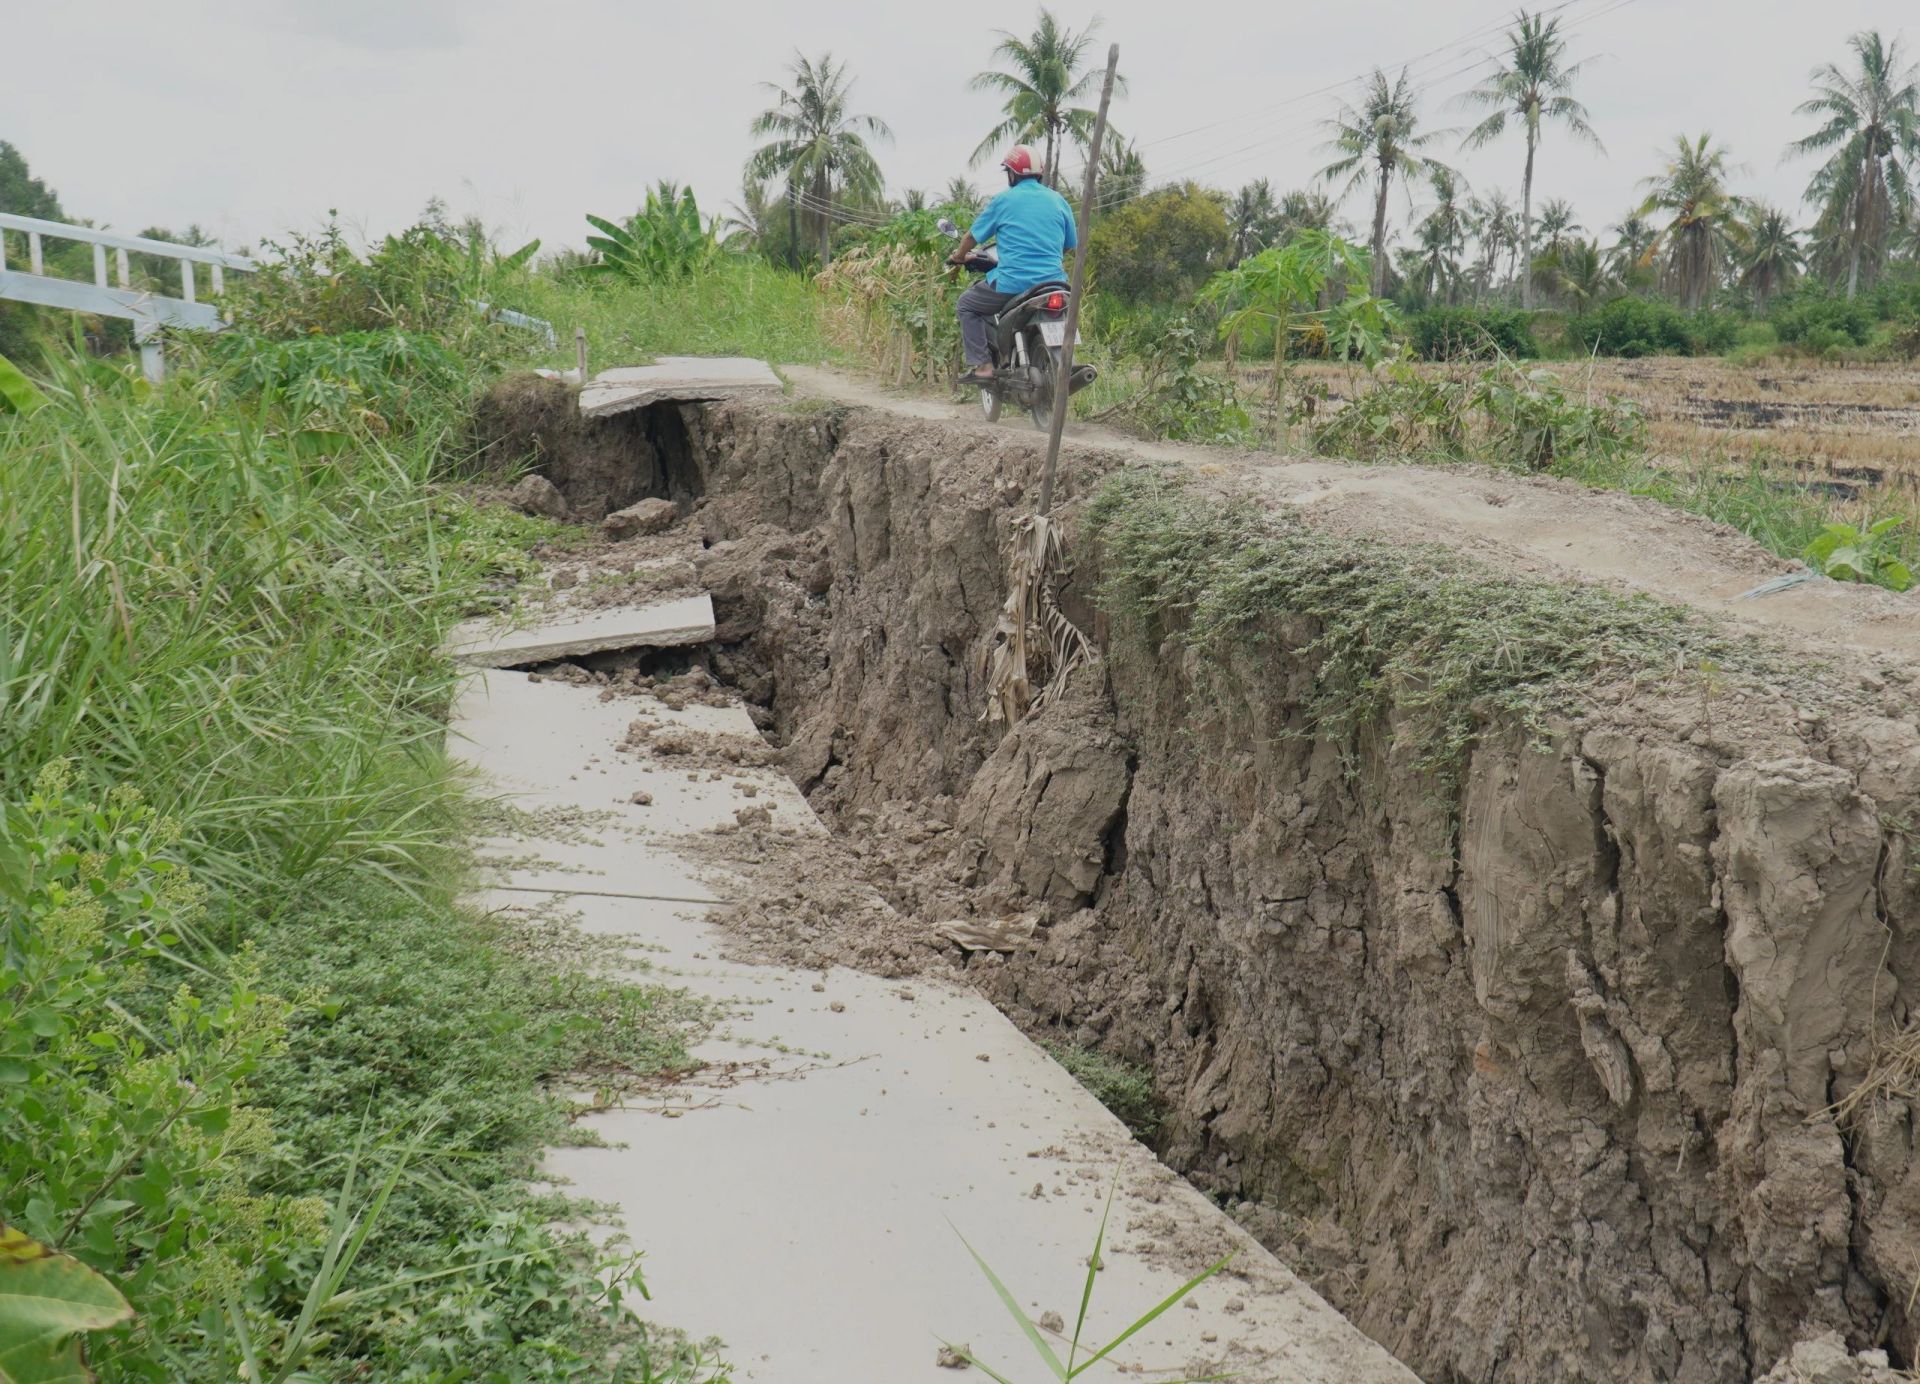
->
<box><xmin>957</xmin><ymin>280</ymin><xmax>1019</xmax><ymax>366</ymax></box>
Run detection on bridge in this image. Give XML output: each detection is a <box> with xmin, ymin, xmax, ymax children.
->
<box><xmin>0</xmin><ymin>212</ymin><xmax>255</xmax><ymax>381</ymax></box>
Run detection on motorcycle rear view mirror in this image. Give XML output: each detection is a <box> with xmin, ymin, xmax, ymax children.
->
<box><xmin>935</xmin><ymin>217</ymin><xmax>959</xmax><ymax>237</ymax></box>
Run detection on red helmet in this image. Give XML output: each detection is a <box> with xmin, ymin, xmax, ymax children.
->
<box><xmin>1001</xmin><ymin>145</ymin><xmax>1044</xmax><ymax>180</ymax></box>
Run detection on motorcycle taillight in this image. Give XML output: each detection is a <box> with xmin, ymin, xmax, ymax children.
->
<box><xmin>1045</xmin><ymin>292</ymin><xmax>1065</xmax><ymax>311</ymax></box>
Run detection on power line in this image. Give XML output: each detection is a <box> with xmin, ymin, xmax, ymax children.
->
<box><xmin>1132</xmin><ymin>0</ymin><xmax>1598</xmax><ymax>156</ymax></box>
<box><xmin>1091</xmin><ymin>0</ymin><xmax>1636</xmax><ymax>208</ymax></box>
<box><xmin>1082</xmin><ymin>0</ymin><xmax>1639</xmax><ymax>217</ymax></box>
<box><xmin>774</xmin><ymin>0</ymin><xmax>1638</xmax><ymax>238</ymax></box>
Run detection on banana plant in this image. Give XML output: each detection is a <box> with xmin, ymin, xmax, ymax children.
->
<box><xmin>584</xmin><ymin>183</ymin><xmax>725</xmax><ymax>284</ymax></box>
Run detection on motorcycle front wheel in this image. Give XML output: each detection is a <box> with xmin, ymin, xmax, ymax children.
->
<box><xmin>980</xmin><ymin>384</ymin><xmax>1001</xmax><ymax>422</ymax></box>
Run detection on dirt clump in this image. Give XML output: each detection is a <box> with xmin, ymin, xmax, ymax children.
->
<box><xmin>507</xmin><ymin>473</ymin><xmax>570</xmax><ymax>519</ymax></box>
<box><xmin>677</xmin><ymin>819</ymin><xmax>954</xmax><ymax>977</ymax></box>
<box><xmin>604</xmin><ymin>497</ymin><xmax>679</xmax><ymax>539</ymax></box>
<box><xmin>1756</xmin><ymin>1335</ymin><xmax>1903</xmax><ymax>1384</ymax></box>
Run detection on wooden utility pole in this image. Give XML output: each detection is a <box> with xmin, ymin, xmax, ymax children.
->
<box><xmin>1037</xmin><ymin>42</ymin><xmax>1119</xmax><ymax>518</ymax></box>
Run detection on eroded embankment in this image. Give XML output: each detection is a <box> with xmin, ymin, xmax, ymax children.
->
<box><xmin>486</xmin><ymin>378</ymin><xmax>1920</xmax><ymax>1384</ymax></box>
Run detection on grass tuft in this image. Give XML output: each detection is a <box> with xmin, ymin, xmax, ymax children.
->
<box><xmin>1083</xmin><ymin>467</ymin><xmax>1812</xmax><ymax>790</ymax></box>
<box><xmin>1043</xmin><ymin>1041</ymin><xmax>1164</xmax><ymax>1139</ymax></box>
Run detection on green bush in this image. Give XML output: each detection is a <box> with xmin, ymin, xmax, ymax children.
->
<box><xmin>1313</xmin><ymin>364</ymin><xmax>1468</xmax><ymax>461</ymax></box>
<box><xmin>1087</xmin><ymin>183</ymin><xmax>1231</xmax><ymax>307</ymax></box>
<box><xmin>1890</xmin><ymin>313</ymin><xmax>1920</xmax><ymax>360</ymax></box>
<box><xmin>1404</xmin><ymin>306</ymin><xmax>1538</xmax><ymax>361</ymax></box>
<box><xmin>1567</xmin><ymin>297</ymin><xmax>1704</xmax><ymax>357</ymax></box>
<box><xmin>1769</xmin><ymin>290</ymin><xmax>1876</xmax><ymax>348</ymax></box>
<box><xmin>0</xmin><ymin>331</ymin><xmax>724</xmax><ymax>1379</ymax></box>
<box><xmin>208</xmin><ymin>329</ymin><xmax>467</xmax><ymax>429</ymax></box>
<box><xmin>1093</xmin><ymin>313</ymin><xmax>1251</xmax><ymax>445</ymax></box>
<box><xmin>0</xmin><ymin>765</ymin><xmax>317</xmax><ymax>1372</ymax></box>
<box><xmin>1470</xmin><ymin>363</ymin><xmax>1642</xmax><ymax>469</ymax></box>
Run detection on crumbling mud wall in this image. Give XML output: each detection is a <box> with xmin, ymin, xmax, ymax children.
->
<box><xmin>474</xmin><ymin>375</ymin><xmax>705</xmax><ymax>519</ymax></box>
<box><xmin>599</xmin><ymin>395</ymin><xmax>1920</xmax><ymax>1383</ymax></box>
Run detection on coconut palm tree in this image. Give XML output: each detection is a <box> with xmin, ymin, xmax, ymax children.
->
<box><xmin>1789</xmin><ymin>31</ymin><xmax>1920</xmax><ymax>298</ymax></box>
<box><xmin>1227</xmin><ymin>178</ymin><xmax>1280</xmax><ymax>264</ymax></box>
<box><xmin>1457</xmin><ymin>10</ymin><xmax>1603</xmax><ymax>308</ymax></box>
<box><xmin>1276</xmin><ymin>189</ymin><xmax>1336</xmax><ymax>239</ymax></box>
<box><xmin>1468</xmin><ymin>189</ymin><xmax>1519</xmax><ymax>301</ymax></box>
<box><xmin>1098</xmin><ymin>138</ymin><xmax>1148</xmax><ymax>212</ymax></box>
<box><xmin>941</xmin><ymin>177</ymin><xmax>984</xmax><ymax>217</ymax></box>
<box><xmin>970</xmin><ymin>9</ymin><xmax>1124</xmax><ymax>190</ymax></box>
<box><xmin>1535</xmin><ymin>198</ymin><xmax>1583</xmax><ymax>257</ymax></box>
<box><xmin>1639</xmin><ymin>134</ymin><xmax>1748</xmax><ymax>310</ymax></box>
<box><xmin>1319</xmin><ymin>68</ymin><xmax>1452</xmax><ymax>296</ymax></box>
<box><xmin>747</xmin><ymin>52</ymin><xmax>892</xmax><ymax>267</ymax></box>
<box><xmin>1543</xmin><ymin>238</ymin><xmax>1611</xmax><ymax>310</ymax></box>
<box><xmin>722</xmin><ymin>178</ymin><xmax>775</xmax><ymax>253</ymax></box>
<box><xmin>1739</xmin><ymin>203</ymin><xmax>1805</xmax><ymax>311</ymax></box>
<box><xmin>1405</xmin><ymin>219</ymin><xmax>1461</xmax><ymax>306</ymax></box>
<box><xmin>1606</xmin><ymin>210</ymin><xmax>1656</xmax><ymax>279</ymax></box>
<box><xmin>1415</xmin><ymin>168</ymin><xmax>1471</xmax><ymax>304</ymax></box>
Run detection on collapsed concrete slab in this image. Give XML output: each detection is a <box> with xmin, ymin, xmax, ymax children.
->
<box><xmin>446</xmin><ymin>593</ymin><xmax>714</xmax><ymax>668</ymax></box>
<box><xmin>453</xmin><ymin>667</ymin><xmax>1418</xmax><ymax>1384</ymax></box>
<box><xmin>578</xmin><ymin>356</ymin><xmax>782</xmax><ymax>421</ymax></box>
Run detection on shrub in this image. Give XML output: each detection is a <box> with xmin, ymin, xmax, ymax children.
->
<box><xmin>209</xmin><ymin>328</ymin><xmax>467</xmax><ymax>429</ymax></box>
<box><xmin>1769</xmin><ymin>290</ymin><xmax>1876</xmax><ymax>348</ymax></box>
<box><xmin>1043</xmin><ymin>1041</ymin><xmax>1163</xmax><ymax>1137</ymax></box>
<box><xmin>1088</xmin><ymin>183</ymin><xmax>1231</xmax><ymax>307</ymax></box>
<box><xmin>1095</xmin><ymin>313</ymin><xmax>1251</xmax><ymax>445</ymax></box>
<box><xmin>1891</xmin><ymin>314</ymin><xmax>1920</xmax><ymax>360</ymax></box>
<box><xmin>1689</xmin><ymin>308</ymin><xmax>1744</xmax><ymax>355</ymax></box>
<box><xmin>1566</xmin><ymin>296</ymin><xmax>1698</xmax><ymax>357</ymax></box>
<box><xmin>0</xmin><ymin>764</ymin><xmax>317</xmax><ymax>1371</ymax></box>
<box><xmin>1471</xmin><ymin>362</ymin><xmax>1643</xmax><ymax>468</ymax></box>
<box><xmin>1405</xmin><ymin>306</ymin><xmax>1538</xmax><ymax>361</ymax></box>
<box><xmin>1317</xmin><ymin>359</ymin><xmax>1639</xmax><ymax>469</ymax></box>
<box><xmin>1803</xmin><ymin>518</ymin><xmax>1914</xmax><ymax>591</ymax></box>
<box><xmin>1313</xmin><ymin>363</ymin><xmax>1469</xmax><ymax>461</ymax></box>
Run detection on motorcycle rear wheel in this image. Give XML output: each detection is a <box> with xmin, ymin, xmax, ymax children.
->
<box><xmin>1028</xmin><ymin>342</ymin><xmax>1061</xmax><ymax>429</ymax></box>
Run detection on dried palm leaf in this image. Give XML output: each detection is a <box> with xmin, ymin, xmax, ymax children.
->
<box><xmin>980</xmin><ymin>513</ymin><xmax>1095</xmax><ymax>724</ymax></box>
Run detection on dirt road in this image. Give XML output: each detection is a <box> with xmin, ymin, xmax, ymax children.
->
<box><xmin>781</xmin><ymin>365</ymin><xmax>1919</xmax><ymax>660</ymax></box>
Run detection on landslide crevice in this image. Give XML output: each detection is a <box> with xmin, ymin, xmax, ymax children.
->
<box><xmin>544</xmin><ymin>393</ymin><xmax>1920</xmax><ymax>1384</ymax></box>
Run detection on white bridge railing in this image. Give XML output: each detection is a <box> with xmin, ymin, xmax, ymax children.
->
<box><xmin>0</xmin><ymin>212</ymin><xmax>255</xmax><ymax>381</ymax></box>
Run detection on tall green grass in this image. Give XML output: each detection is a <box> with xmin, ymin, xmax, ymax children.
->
<box><xmin>0</xmin><ymin>334</ymin><xmax>724</xmax><ymax>1378</ymax></box>
<box><xmin>0</xmin><ymin>359</ymin><xmax>496</xmax><ymax>909</ymax></box>
<box><xmin>1553</xmin><ymin>448</ymin><xmax>1920</xmax><ymax>577</ymax></box>
<box><xmin>502</xmin><ymin>258</ymin><xmax>833</xmax><ymax>369</ymax></box>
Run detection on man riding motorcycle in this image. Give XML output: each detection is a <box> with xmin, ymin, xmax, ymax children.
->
<box><xmin>948</xmin><ymin>145</ymin><xmax>1077</xmax><ymax>383</ymax></box>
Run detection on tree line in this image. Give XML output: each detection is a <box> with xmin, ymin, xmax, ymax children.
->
<box><xmin>732</xmin><ymin>8</ymin><xmax>1920</xmax><ymax>322</ymax></box>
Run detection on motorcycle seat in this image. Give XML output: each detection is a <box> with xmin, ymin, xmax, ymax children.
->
<box><xmin>993</xmin><ymin>281</ymin><xmax>1073</xmax><ymax>320</ymax></box>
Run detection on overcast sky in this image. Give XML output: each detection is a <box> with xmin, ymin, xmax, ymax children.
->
<box><xmin>6</xmin><ymin>0</ymin><xmax>1915</xmax><ymax>256</ymax></box>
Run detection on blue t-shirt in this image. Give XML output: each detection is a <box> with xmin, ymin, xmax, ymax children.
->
<box><xmin>969</xmin><ymin>179</ymin><xmax>1076</xmax><ymax>293</ymax></box>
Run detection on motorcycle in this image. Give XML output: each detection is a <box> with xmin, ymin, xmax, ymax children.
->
<box><xmin>939</xmin><ymin>216</ymin><xmax>1097</xmax><ymax>427</ymax></box>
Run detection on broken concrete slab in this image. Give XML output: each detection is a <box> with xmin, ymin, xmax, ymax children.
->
<box><xmin>446</xmin><ymin>593</ymin><xmax>714</xmax><ymax>668</ymax></box>
<box><xmin>454</xmin><ymin>668</ymin><xmax>1418</xmax><ymax>1384</ymax></box>
<box><xmin>578</xmin><ymin>356</ymin><xmax>782</xmax><ymax>420</ymax></box>
<box><xmin>451</xmin><ymin>668</ymin><xmax>808</xmax><ymax>904</ymax></box>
